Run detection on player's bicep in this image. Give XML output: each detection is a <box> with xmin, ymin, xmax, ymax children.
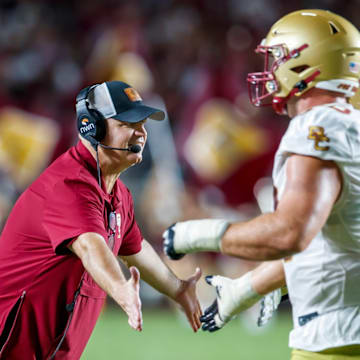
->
<box><xmin>276</xmin><ymin>154</ymin><xmax>342</xmax><ymax>250</ymax></box>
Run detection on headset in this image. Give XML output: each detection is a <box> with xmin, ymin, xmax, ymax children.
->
<box><xmin>76</xmin><ymin>85</ymin><xmax>106</xmax><ymax>149</ymax></box>
<box><xmin>75</xmin><ymin>85</ymin><xmax>142</xmax><ymax>187</ymax></box>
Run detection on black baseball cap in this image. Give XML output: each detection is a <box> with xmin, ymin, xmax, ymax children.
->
<box><xmin>88</xmin><ymin>81</ymin><xmax>165</xmax><ymax>122</ymax></box>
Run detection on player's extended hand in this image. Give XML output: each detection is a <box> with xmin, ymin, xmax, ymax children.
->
<box><xmin>117</xmin><ymin>266</ymin><xmax>143</xmax><ymax>332</ymax></box>
<box><xmin>200</xmin><ymin>273</ymin><xmax>262</xmax><ymax>332</ymax></box>
<box><xmin>200</xmin><ymin>275</ymin><xmax>232</xmax><ymax>332</ymax></box>
<box><xmin>173</xmin><ymin>267</ymin><xmax>203</xmax><ymax>332</ymax></box>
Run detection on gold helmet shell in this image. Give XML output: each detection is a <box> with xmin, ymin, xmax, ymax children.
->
<box><xmin>248</xmin><ymin>9</ymin><xmax>360</xmax><ymax>114</ymax></box>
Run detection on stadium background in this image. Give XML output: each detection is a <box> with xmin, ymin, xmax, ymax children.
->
<box><xmin>0</xmin><ymin>0</ymin><xmax>358</xmax><ymax>358</ymax></box>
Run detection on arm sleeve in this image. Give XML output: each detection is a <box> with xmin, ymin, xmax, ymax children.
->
<box><xmin>118</xmin><ymin>188</ymin><xmax>143</xmax><ymax>256</ymax></box>
<box><xmin>43</xmin><ymin>179</ymin><xmax>107</xmax><ymax>255</ymax></box>
<box><xmin>280</xmin><ymin>107</ymin><xmax>353</xmax><ymax>163</ymax></box>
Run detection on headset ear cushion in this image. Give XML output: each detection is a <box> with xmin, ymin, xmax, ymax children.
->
<box><xmin>76</xmin><ymin>84</ymin><xmax>106</xmax><ymax>146</ymax></box>
<box><xmin>90</xmin><ymin>109</ymin><xmax>106</xmax><ymax>142</ymax></box>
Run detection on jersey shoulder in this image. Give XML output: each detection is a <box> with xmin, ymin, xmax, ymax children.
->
<box><xmin>279</xmin><ymin>103</ymin><xmax>360</xmax><ymax>162</ymax></box>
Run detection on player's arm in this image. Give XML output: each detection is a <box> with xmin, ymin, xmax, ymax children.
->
<box><xmin>164</xmin><ymin>155</ymin><xmax>342</xmax><ymax>261</ymax></box>
<box><xmin>201</xmin><ymin>260</ymin><xmax>285</xmax><ymax>332</ymax></box>
<box><xmin>69</xmin><ymin>232</ymin><xmax>142</xmax><ymax>331</ymax></box>
<box><xmin>120</xmin><ymin>239</ymin><xmax>202</xmax><ymax>332</ymax></box>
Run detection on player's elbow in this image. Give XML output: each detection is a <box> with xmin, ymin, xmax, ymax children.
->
<box><xmin>279</xmin><ymin>223</ymin><xmax>309</xmax><ymax>254</ymax></box>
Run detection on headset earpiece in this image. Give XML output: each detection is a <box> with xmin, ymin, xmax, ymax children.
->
<box><xmin>76</xmin><ymin>85</ymin><xmax>106</xmax><ymax>148</ymax></box>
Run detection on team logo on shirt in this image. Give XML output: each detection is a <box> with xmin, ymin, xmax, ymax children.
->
<box><xmin>307</xmin><ymin>126</ymin><xmax>330</xmax><ymax>151</ymax></box>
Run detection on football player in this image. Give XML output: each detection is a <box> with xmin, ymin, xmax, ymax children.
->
<box><xmin>164</xmin><ymin>9</ymin><xmax>360</xmax><ymax>359</ymax></box>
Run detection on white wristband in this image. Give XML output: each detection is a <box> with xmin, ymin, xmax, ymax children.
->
<box><xmin>221</xmin><ymin>271</ymin><xmax>262</xmax><ymax>319</ymax></box>
<box><xmin>172</xmin><ymin>219</ymin><xmax>230</xmax><ymax>254</ymax></box>
<box><xmin>208</xmin><ymin>271</ymin><xmax>262</xmax><ymax>328</ymax></box>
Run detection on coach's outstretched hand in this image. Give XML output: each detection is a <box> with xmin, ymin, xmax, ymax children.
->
<box><xmin>174</xmin><ymin>267</ymin><xmax>203</xmax><ymax>332</ymax></box>
<box><xmin>162</xmin><ymin>219</ymin><xmax>230</xmax><ymax>260</ymax></box>
<box><xmin>120</xmin><ymin>266</ymin><xmax>143</xmax><ymax>332</ymax></box>
<box><xmin>200</xmin><ymin>273</ymin><xmax>262</xmax><ymax>332</ymax></box>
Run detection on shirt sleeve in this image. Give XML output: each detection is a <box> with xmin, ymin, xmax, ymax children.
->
<box><xmin>118</xmin><ymin>188</ymin><xmax>143</xmax><ymax>256</ymax></box>
<box><xmin>43</xmin><ymin>179</ymin><xmax>107</xmax><ymax>255</ymax></box>
<box><xmin>280</xmin><ymin>106</ymin><xmax>353</xmax><ymax>163</ymax></box>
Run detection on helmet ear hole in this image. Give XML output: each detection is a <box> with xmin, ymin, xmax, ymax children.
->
<box><xmin>290</xmin><ymin>65</ymin><xmax>309</xmax><ymax>74</ymax></box>
<box><xmin>329</xmin><ymin>21</ymin><xmax>339</xmax><ymax>35</ymax></box>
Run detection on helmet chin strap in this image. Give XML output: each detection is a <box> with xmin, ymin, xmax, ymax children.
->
<box><xmin>272</xmin><ymin>70</ymin><xmax>321</xmax><ymax>115</ymax></box>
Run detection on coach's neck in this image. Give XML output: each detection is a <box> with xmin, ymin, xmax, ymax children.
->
<box><xmin>80</xmin><ymin>137</ymin><xmax>128</xmax><ymax>194</ymax></box>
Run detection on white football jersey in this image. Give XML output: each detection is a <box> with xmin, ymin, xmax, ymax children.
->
<box><xmin>273</xmin><ymin>102</ymin><xmax>360</xmax><ymax>351</ymax></box>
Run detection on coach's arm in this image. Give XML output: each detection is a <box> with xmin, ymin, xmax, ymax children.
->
<box><xmin>120</xmin><ymin>239</ymin><xmax>202</xmax><ymax>332</ymax></box>
<box><xmin>69</xmin><ymin>232</ymin><xmax>142</xmax><ymax>331</ymax></box>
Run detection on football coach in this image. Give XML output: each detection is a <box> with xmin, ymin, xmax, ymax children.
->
<box><xmin>0</xmin><ymin>81</ymin><xmax>202</xmax><ymax>359</ymax></box>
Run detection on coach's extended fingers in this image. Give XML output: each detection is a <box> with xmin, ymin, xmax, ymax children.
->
<box><xmin>125</xmin><ymin>267</ymin><xmax>143</xmax><ymax>331</ymax></box>
<box><xmin>183</xmin><ymin>296</ymin><xmax>202</xmax><ymax>332</ymax></box>
<box><xmin>189</xmin><ymin>268</ymin><xmax>203</xmax><ymax>331</ymax></box>
<box><xmin>174</xmin><ymin>267</ymin><xmax>203</xmax><ymax>332</ymax></box>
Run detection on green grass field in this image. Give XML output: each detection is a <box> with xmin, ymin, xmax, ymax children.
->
<box><xmin>82</xmin><ymin>308</ymin><xmax>292</xmax><ymax>359</ymax></box>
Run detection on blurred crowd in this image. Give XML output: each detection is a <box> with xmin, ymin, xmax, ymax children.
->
<box><xmin>1</xmin><ymin>0</ymin><xmax>359</xmax><ymax>313</ymax></box>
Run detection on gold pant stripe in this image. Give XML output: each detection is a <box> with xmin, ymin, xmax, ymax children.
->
<box><xmin>291</xmin><ymin>346</ymin><xmax>360</xmax><ymax>360</ymax></box>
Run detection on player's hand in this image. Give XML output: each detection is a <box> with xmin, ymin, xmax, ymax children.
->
<box><xmin>174</xmin><ymin>267</ymin><xmax>203</xmax><ymax>332</ymax></box>
<box><xmin>163</xmin><ymin>223</ymin><xmax>186</xmax><ymax>260</ymax></box>
<box><xmin>162</xmin><ymin>219</ymin><xmax>229</xmax><ymax>260</ymax></box>
<box><xmin>117</xmin><ymin>266</ymin><xmax>143</xmax><ymax>331</ymax></box>
<box><xmin>200</xmin><ymin>275</ymin><xmax>232</xmax><ymax>332</ymax></box>
<box><xmin>200</xmin><ymin>299</ymin><xmax>223</xmax><ymax>332</ymax></box>
<box><xmin>200</xmin><ymin>273</ymin><xmax>262</xmax><ymax>332</ymax></box>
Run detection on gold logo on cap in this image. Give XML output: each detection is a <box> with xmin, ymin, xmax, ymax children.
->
<box><xmin>124</xmin><ymin>88</ymin><xmax>142</xmax><ymax>102</ymax></box>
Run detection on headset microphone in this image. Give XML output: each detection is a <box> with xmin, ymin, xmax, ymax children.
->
<box><xmin>98</xmin><ymin>143</ymin><xmax>142</xmax><ymax>153</ymax></box>
<box><xmin>128</xmin><ymin>144</ymin><xmax>142</xmax><ymax>153</ymax></box>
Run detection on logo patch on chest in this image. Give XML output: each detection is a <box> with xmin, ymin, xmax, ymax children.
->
<box><xmin>307</xmin><ymin>126</ymin><xmax>330</xmax><ymax>151</ymax></box>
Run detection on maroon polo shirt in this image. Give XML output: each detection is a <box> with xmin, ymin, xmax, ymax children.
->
<box><xmin>0</xmin><ymin>141</ymin><xmax>143</xmax><ymax>359</ymax></box>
